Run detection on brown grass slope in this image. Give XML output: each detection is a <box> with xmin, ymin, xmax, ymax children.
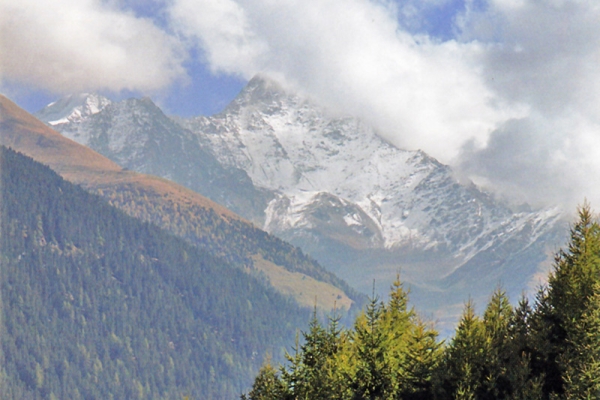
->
<box><xmin>0</xmin><ymin>94</ymin><xmax>355</xmax><ymax>310</ymax></box>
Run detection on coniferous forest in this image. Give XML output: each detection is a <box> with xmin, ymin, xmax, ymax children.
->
<box><xmin>244</xmin><ymin>206</ymin><xmax>600</xmax><ymax>399</ymax></box>
<box><xmin>0</xmin><ymin>146</ymin><xmax>315</xmax><ymax>399</ymax></box>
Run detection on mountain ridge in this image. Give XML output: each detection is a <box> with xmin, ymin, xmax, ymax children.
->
<box><xmin>178</xmin><ymin>77</ymin><xmax>565</xmax><ymax>292</ymax></box>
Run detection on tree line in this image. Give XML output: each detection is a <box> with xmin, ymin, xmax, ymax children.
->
<box><xmin>244</xmin><ymin>205</ymin><xmax>600</xmax><ymax>399</ymax></box>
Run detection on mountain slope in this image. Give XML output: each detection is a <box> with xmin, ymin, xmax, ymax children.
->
<box><xmin>35</xmin><ymin>93</ymin><xmax>270</xmax><ymax>222</ymax></box>
<box><xmin>0</xmin><ymin>145</ymin><xmax>312</xmax><ymax>398</ymax></box>
<box><xmin>1</xmin><ymin>91</ymin><xmax>122</xmax><ymax>179</ymax></box>
<box><xmin>1</xmin><ymin>94</ymin><xmax>359</xmax><ymax>312</ymax></box>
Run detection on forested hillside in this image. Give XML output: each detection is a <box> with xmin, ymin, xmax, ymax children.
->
<box><xmin>89</xmin><ymin>182</ymin><xmax>359</xmax><ymax>311</ymax></box>
<box><xmin>244</xmin><ymin>205</ymin><xmax>600</xmax><ymax>399</ymax></box>
<box><xmin>0</xmin><ymin>146</ymin><xmax>314</xmax><ymax>399</ymax></box>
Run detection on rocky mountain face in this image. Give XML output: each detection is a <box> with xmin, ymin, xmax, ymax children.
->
<box><xmin>36</xmin><ymin>94</ymin><xmax>270</xmax><ymax>221</ymax></box>
<box><xmin>37</xmin><ymin>78</ymin><xmax>567</xmax><ymax>329</ymax></box>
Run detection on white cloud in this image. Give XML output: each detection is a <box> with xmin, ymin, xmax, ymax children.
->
<box><xmin>168</xmin><ymin>0</ymin><xmax>522</xmax><ymax>163</ymax></box>
<box><xmin>457</xmin><ymin>0</ymin><xmax>600</xmax><ymax>209</ymax></box>
<box><xmin>169</xmin><ymin>0</ymin><xmax>266</xmax><ymax>76</ymax></box>
<box><xmin>0</xmin><ymin>0</ymin><xmax>186</xmax><ymax>93</ymax></box>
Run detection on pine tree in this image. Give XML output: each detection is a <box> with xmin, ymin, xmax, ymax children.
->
<box><xmin>563</xmin><ymin>285</ymin><xmax>600</xmax><ymax>399</ymax></box>
<box><xmin>531</xmin><ymin>204</ymin><xmax>600</xmax><ymax>397</ymax></box>
<box><xmin>274</xmin><ymin>306</ymin><xmax>348</xmax><ymax>400</ymax></box>
<box><xmin>480</xmin><ymin>288</ymin><xmax>514</xmax><ymax>399</ymax></box>
<box><xmin>398</xmin><ymin>318</ymin><xmax>441</xmax><ymax>400</ymax></box>
<box><xmin>348</xmin><ymin>293</ymin><xmax>391</xmax><ymax>400</ymax></box>
<box><xmin>280</xmin><ymin>333</ymin><xmax>303</xmax><ymax>399</ymax></box>
<box><xmin>380</xmin><ymin>276</ymin><xmax>414</xmax><ymax>396</ymax></box>
<box><xmin>379</xmin><ymin>276</ymin><xmax>441</xmax><ymax>399</ymax></box>
<box><xmin>436</xmin><ymin>300</ymin><xmax>487</xmax><ymax>400</ymax></box>
<box><xmin>243</xmin><ymin>360</ymin><xmax>286</xmax><ymax>400</ymax></box>
<box><xmin>383</xmin><ymin>276</ymin><xmax>414</xmax><ymax>339</ymax></box>
<box><xmin>281</xmin><ymin>308</ymin><xmax>340</xmax><ymax>399</ymax></box>
<box><xmin>547</xmin><ymin>204</ymin><xmax>600</xmax><ymax>333</ymax></box>
<box><xmin>508</xmin><ymin>297</ymin><xmax>544</xmax><ymax>400</ymax></box>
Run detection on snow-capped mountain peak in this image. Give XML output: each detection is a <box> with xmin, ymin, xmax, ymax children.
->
<box><xmin>184</xmin><ymin>77</ymin><xmax>561</xmax><ymax>253</ymax></box>
<box><xmin>36</xmin><ymin>93</ymin><xmax>111</xmax><ymax>126</ymax></box>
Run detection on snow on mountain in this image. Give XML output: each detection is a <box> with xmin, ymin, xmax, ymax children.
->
<box><xmin>178</xmin><ymin>76</ymin><xmax>566</xmax><ymax>329</ymax></box>
<box><xmin>35</xmin><ymin>93</ymin><xmax>111</xmax><ymax>144</ymax></box>
<box><xmin>182</xmin><ymin>76</ymin><xmax>563</xmax><ymax>264</ymax></box>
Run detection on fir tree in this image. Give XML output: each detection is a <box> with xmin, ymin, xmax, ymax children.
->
<box><xmin>281</xmin><ymin>308</ymin><xmax>340</xmax><ymax>399</ymax></box>
<box><xmin>531</xmin><ymin>204</ymin><xmax>600</xmax><ymax>397</ymax></box>
<box><xmin>348</xmin><ymin>293</ymin><xmax>392</xmax><ymax>400</ymax></box>
<box><xmin>398</xmin><ymin>318</ymin><xmax>441</xmax><ymax>400</ymax></box>
<box><xmin>243</xmin><ymin>360</ymin><xmax>286</xmax><ymax>400</ymax></box>
<box><xmin>481</xmin><ymin>288</ymin><xmax>514</xmax><ymax>399</ymax></box>
<box><xmin>563</xmin><ymin>285</ymin><xmax>600</xmax><ymax>399</ymax></box>
<box><xmin>508</xmin><ymin>297</ymin><xmax>544</xmax><ymax>400</ymax></box>
<box><xmin>436</xmin><ymin>300</ymin><xmax>487</xmax><ymax>400</ymax></box>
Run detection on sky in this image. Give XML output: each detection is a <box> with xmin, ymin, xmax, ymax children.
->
<box><xmin>1</xmin><ymin>0</ymin><xmax>600</xmax><ymax>212</ymax></box>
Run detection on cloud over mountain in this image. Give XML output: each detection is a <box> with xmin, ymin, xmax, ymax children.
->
<box><xmin>457</xmin><ymin>0</ymin><xmax>600</xmax><ymax>209</ymax></box>
<box><xmin>4</xmin><ymin>0</ymin><xmax>600</xmax><ymax>210</ymax></box>
<box><xmin>168</xmin><ymin>0</ymin><xmax>519</xmax><ymax>164</ymax></box>
<box><xmin>169</xmin><ymin>0</ymin><xmax>600</xmax><ymax>210</ymax></box>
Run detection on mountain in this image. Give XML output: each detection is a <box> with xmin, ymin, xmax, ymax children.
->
<box><xmin>36</xmin><ymin>93</ymin><xmax>270</xmax><ymax>222</ymax></box>
<box><xmin>37</xmin><ymin>79</ymin><xmax>567</xmax><ymax>329</ymax></box>
<box><xmin>1</xmin><ymin>92</ymin><xmax>122</xmax><ymax>180</ymax></box>
<box><xmin>0</xmin><ymin>145</ymin><xmax>314</xmax><ymax>398</ymax></box>
<box><xmin>1</xmin><ymin>94</ymin><xmax>360</xmax><ymax>313</ymax></box>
